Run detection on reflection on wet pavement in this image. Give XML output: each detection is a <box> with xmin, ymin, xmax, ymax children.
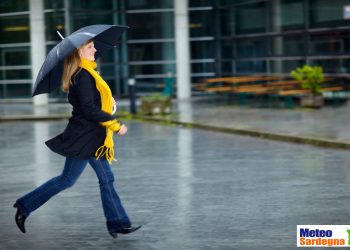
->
<box><xmin>1</xmin><ymin>120</ymin><xmax>350</xmax><ymax>249</ymax></box>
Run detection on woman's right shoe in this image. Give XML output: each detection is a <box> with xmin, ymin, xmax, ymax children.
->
<box><xmin>109</xmin><ymin>225</ymin><xmax>142</xmax><ymax>238</ymax></box>
<box><xmin>118</xmin><ymin>225</ymin><xmax>142</xmax><ymax>234</ymax></box>
<box><xmin>13</xmin><ymin>203</ymin><xmax>27</xmax><ymax>234</ymax></box>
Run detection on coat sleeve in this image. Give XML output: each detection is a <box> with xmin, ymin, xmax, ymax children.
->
<box><xmin>74</xmin><ymin>70</ymin><xmax>119</xmax><ymax>124</ymax></box>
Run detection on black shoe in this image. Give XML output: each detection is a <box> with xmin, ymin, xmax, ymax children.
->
<box><xmin>108</xmin><ymin>225</ymin><xmax>142</xmax><ymax>238</ymax></box>
<box><xmin>13</xmin><ymin>203</ymin><xmax>27</xmax><ymax>234</ymax></box>
<box><xmin>118</xmin><ymin>225</ymin><xmax>142</xmax><ymax>235</ymax></box>
<box><xmin>109</xmin><ymin>232</ymin><xmax>118</xmax><ymax>238</ymax></box>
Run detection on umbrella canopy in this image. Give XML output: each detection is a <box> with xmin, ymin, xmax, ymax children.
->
<box><xmin>32</xmin><ymin>24</ymin><xmax>129</xmax><ymax>96</ymax></box>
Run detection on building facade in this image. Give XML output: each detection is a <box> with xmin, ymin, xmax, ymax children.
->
<box><xmin>1</xmin><ymin>0</ymin><xmax>350</xmax><ymax>100</ymax></box>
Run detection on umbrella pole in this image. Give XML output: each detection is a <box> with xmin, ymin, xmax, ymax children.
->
<box><xmin>56</xmin><ymin>31</ymin><xmax>64</xmax><ymax>40</ymax></box>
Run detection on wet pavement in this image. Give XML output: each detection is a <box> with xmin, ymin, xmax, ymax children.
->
<box><xmin>1</xmin><ymin>118</ymin><xmax>350</xmax><ymax>249</ymax></box>
<box><xmin>1</xmin><ymin>98</ymin><xmax>350</xmax><ymax>249</ymax></box>
<box><xmin>1</xmin><ymin>97</ymin><xmax>350</xmax><ymax>147</ymax></box>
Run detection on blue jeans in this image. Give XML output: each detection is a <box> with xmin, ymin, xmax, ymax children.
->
<box><xmin>15</xmin><ymin>157</ymin><xmax>131</xmax><ymax>232</ymax></box>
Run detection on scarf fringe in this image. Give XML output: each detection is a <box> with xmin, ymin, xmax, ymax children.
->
<box><xmin>95</xmin><ymin>145</ymin><xmax>116</xmax><ymax>164</ymax></box>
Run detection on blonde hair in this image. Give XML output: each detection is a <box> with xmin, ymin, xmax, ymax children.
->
<box><xmin>61</xmin><ymin>49</ymin><xmax>81</xmax><ymax>92</ymax></box>
<box><xmin>61</xmin><ymin>39</ymin><xmax>93</xmax><ymax>92</ymax></box>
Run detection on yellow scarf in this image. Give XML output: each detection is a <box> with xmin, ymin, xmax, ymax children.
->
<box><xmin>80</xmin><ymin>58</ymin><xmax>116</xmax><ymax>164</ymax></box>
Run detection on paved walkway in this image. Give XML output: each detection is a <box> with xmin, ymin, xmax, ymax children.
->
<box><xmin>2</xmin><ymin>119</ymin><xmax>350</xmax><ymax>249</ymax></box>
<box><xmin>1</xmin><ymin>97</ymin><xmax>350</xmax><ymax>149</ymax></box>
<box><xmin>2</xmin><ymin>98</ymin><xmax>350</xmax><ymax>249</ymax></box>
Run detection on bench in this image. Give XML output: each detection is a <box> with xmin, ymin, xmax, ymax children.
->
<box><xmin>278</xmin><ymin>86</ymin><xmax>344</xmax><ymax>96</ymax></box>
<box><xmin>203</xmin><ymin>76</ymin><xmax>281</xmax><ymax>84</ymax></box>
<box><xmin>197</xmin><ymin>75</ymin><xmax>346</xmax><ymax>108</ymax></box>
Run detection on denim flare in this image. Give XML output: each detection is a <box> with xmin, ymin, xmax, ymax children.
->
<box><xmin>15</xmin><ymin>157</ymin><xmax>131</xmax><ymax>232</ymax></box>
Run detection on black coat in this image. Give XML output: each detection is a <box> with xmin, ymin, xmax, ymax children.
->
<box><xmin>45</xmin><ymin>69</ymin><xmax>116</xmax><ymax>159</ymax></box>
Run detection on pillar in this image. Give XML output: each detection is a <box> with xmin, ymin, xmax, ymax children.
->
<box><xmin>29</xmin><ymin>0</ymin><xmax>48</xmax><ymax>105</ymax></box>
<box><xmin>271</xmin><ymin>0</ymin><xmax>283</xmax><ymax>74</ymax></box>
<box><xmin>175</xmin><ymin>0</ymin><xmax>191</xmax><ymax>100</ymax></box>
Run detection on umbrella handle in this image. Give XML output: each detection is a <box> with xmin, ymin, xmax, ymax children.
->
<box><xmin>56</xmin><ymin>31</ymin><xmax>64</xmax><ymax>40</ymax></box>
<box><xmin>112</xmin><ymin>103</ymin><xmax>117</xmax><ymax>115</ymax></box>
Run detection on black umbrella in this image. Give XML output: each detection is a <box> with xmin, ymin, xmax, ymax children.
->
<box><xmin>32</xmin><ymin>24</ymin><xmax>129</xmax><ymax>96</ymax></box>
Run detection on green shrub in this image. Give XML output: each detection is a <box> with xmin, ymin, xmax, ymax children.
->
<box><xmin>290</xmin><ymin>65</ymin><xmax>324</xmax><ymax>94</ymax></box>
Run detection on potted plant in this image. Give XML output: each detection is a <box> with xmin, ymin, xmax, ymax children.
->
<box><xmin>290</xmin><ymin>65</ymin><xmax>325</xmax><ymax>108</ymax></box>
<box><xmin>140</xmin><ymin>72</ymin><xmax>174</xmax><ymax>115</ymax></box>
<box><xmin>140</xmin><ymin>93</ymin><xmax>172</xmax><ymax>115</ymax></box>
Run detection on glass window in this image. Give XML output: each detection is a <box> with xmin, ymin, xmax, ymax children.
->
<box><xmin>189</xmin><ymin>0</ymin><xmax>213</xmax><ymax>7</ymax></box>
<box><xmin>220</xmin><ymin>8</ymin><xmax>235</xmax><ymax>36</ymax></box>
<box><xmin>98</xmin><ymin>64</ymin><xmax>116</xmax><ymax>79</ymax></box>
<box><xmin>45</xmin><ymin>44</ymin><xmax>57</xmax><ymax>57</ymax></box>
<box><xmin>270</xmin><ymin>35</ymin><xmax>305</xmax><ymax>56</ymax></box>
<box><xmin>220</xmin><ymin>0</ymin><xmax>250</xmax><ymax>5</ymax></box>
<box><xmin>0</xmin><ymin>47</ymin><xmax>30</xmax><ymax>66</ymax></box>
<box><xmin>44</xmin><ymin>0</ymin><xmax>64</xmax><ymax>9</ymax></box>
<box><xmin>114</xmin><ymin>63</ymin><xmax>129</xmax><ymax>79</ymax></box>
<box><xmin>129</xmin><ymin>64</ymin><xmax>175</xmax><ymax>76</ymax></box>
<box><xmin>126</xmin><ymin>12</ymin><xmax>174</xmax><ymax>39</ymax></box>
<box><xmin>221</xmin><ymin>39</ymin><xmax>234</xmax><ymax>59</ymax></box>
<box><xmin>103</xmin><ymin>79</ymin><xmax>117</xmax><ymax>94</ymax></box>
<box><xmin>340</xmin><ymin>59</ymin><xmax>350</xmax><ymax>74</ymax></box>
<box><xmin>97</xmin><ymin>48</ymin><xmax>117</xmax><ymax>64</ymax></box>
<box><xmin>236</xmin><ymin>37</ymin><xmax>269</xmax><ymax>58</ymax></box>
<box><xmin>309</xmin><ymin>31</ymin><xmax>350</xmax><ymax>55</ymax></box>
<box><xmin>45</xmin><ymin>12</ymin><xmax>65</xmax><ymax>41</ymax></box>
<box><xmin>282</xmin><ymin>59</ymin><xmax>305</xmax><ymax>73</ymax></box>
<box><xmin>134</xmin><ymin>77</ymin><xmax>174</xmax><ymax>94</ymax></box>
<box><xmin>0</xmin><ymin>69</ymin><xmax>31</xmax><ymax>80</ymax></box>
<box><xmin>72</xmin><ymin>12</ymin><xmax>113</xmax><ymax>30</ymax></box>
<box><xmin>0</xmin><ymin>0</ymin><xmax>28</xmax><ymax>13</ymax></box>
<box><xmin>189</xmin><ymin>10</ymin><xmax>214</xmax><ymax>37</ymax></box>
<box><xmin>126</xmin><ymin>0</ymin><xmax>173</xmax><ymax>10</ymax></box>
<box><xmin>310</xmin><ymin>0</ymin><xmax>350</xmax><ymax>28</ymax></box>
<box><xmin>128</xmin><ymin>42</ymin><xmax>175</xmax><ymax>61</ymax></box>
<box><xmin>280</xmin><ymin>0</ymin><xmax>304</xmax><ymax>30</ymax></box>
<box><xmin>191</xmin><ymin>62</ymin><xmax>214</xmax><ymax>73</ymax></box>
<box><xmin>269</xmin><ymin>59</ymin><xmax>305</xmax><ymax>74</ymax></box>
<box><xmin>267</xmin><ymin>0</ymin><xmax>305</xmax><ymax>32</ymax></box>
<box><xmin>282</xmin><ymin>35</ymin><xmax>305</xmax><ymax>56</ymax></box>
<box><xmin>0</xmin><ymin>15</ymin><xmax>30</xmax><ymax>43</ymax></box>
<box><xmin>236</xmin><ymin>60</ymin><xmax>266</xmax><ymax>74</ymax></box>
<box><xmin>309</xmin><ymin>59</ymin><xmax>350</xmax><ymax>74</ymax></box>
<box><xmin>5</xmin><ymin>84</ymin><xmax>32</xmax><ymax>98</ymax></box>
<box><xmin>221</xmin><ymin>61</ymin><xmax>235</xmax><ymax>74</ymax></box>
<box><xmin>134</xmin><ymin>79</ymin><xmax>164</xmax><ymax>93</ymax></box>
<box><xmin>71</xmin><ymin>1</ymin><xmax>113</xmax><ymax>10</ymax></box>
<box><xmin>236</xmin><ymin>2</ymin><xmax>266</xmax><ymax>34</ymax></box>
<box><xmin>190</xmin><ymin>40</ymin><xmax>214</xmax><ymax>59</ymax></box>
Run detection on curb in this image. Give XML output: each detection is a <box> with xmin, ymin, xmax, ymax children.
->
<box><xmin>1</xmin><ymin>113</ymin><xmax>350</xmax><ymax>150</ymax></box>
<box><xmin>0</xmin><ymin>114</ymin><xmax>70</xmax><ymax>122</ymax></box>
<box><xmin>133</xmin><ymin>115</ymin><xmax>350</xmax><ymax>150</ymax></box>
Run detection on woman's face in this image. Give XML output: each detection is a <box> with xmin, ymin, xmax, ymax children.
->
<box><xmin>78</xmin><ymin>41</ymin><xmax>97</xmax><ymax>61</ymax></box>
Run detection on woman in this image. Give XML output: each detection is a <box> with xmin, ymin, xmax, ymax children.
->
<box><xmin>13</xmin><ymin>40</ymin><xmax>141</xmax><ymax>238</ymax></box>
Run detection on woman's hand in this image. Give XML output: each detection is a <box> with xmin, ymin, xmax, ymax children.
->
<box><xmin>118</xmin><ymin>124</ymin><xmax>128</xmax><ymax>136</ymax></box>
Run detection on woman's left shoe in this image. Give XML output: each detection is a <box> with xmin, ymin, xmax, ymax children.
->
<box><xmin>109</xmin><ymin>232</ymin><xmax>118</xmax><ymax>238</ymax></box>
<box><xmin>13</xmin><ymin>203</ymin><xmax>27</xmax><ymax>234</ymax></box>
